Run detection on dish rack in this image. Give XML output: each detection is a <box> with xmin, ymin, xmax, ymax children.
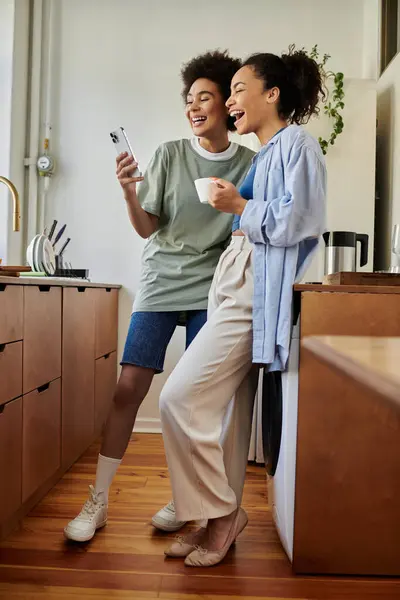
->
<box><xmin>52</xmin><ymin>255</ymin><xmax>88</xmax><ymax>279</ymax></box>
<box><xmin>53</xmin><ymin>268</ymin><xmax>89</xmax><ymax>280</ymax></box>
<box><xmin>26</xmin><ymin>222</ymin><xmax>89</xmax><ymax>280</ymax></box>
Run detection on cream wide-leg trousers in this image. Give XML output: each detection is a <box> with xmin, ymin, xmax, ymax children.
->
<box><xmin>160</xmin><ymin>236</ymin><xmax>258</xmax><ymax>521</ymax></box>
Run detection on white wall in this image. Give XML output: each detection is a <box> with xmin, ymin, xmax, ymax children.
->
<box><xmin>39</xmin><ymin>0</ymin><xmax>368</xmax><ymax>427</ymax></box>
<box><xmin>362</xmin><ymin>0</ymin><xmax>380</xmax><ymax>80</ymax></box>
<box><xmin>0</xmin><ymin>0</ymin><xmax>29</xmax><ymax>265</ymax></box>
<box><xmin>305</xmin><ymin>79</ymin><xmax>377</xmax><ymax>281</ymax></box>
<box><xmin>376</xmin><ymin>54</ymin><xmax>400</xmax><ymax>269</ymax></box>
<box><xmin>0</xmin><ymin>0</ymin><xmax>14</xmax><ymax>263</ymax></box>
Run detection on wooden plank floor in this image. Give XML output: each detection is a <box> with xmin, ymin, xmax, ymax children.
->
<box><xmin>0</xmin><ymin>433</ymin><xmax>399</xmax><ymax>599</ymax></box>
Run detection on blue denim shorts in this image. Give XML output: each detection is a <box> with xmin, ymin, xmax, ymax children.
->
<box><xmin>121</xmin><ymin>310</ymin><xmax>207</xmax><ymax>373</ymax></box>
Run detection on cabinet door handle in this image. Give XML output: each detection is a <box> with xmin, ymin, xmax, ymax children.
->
<box><xmin>104</xmin><ymin>353</ymin><xmax>111</xmax><ymax>360</ymax></box>
<box><xmin>105</xmin><ymin>288</ymin><xmax>111</xmax><ymax>293</ymax></box>
<box><xmin>0</xmin><ymin>344</ymin><xmax>5</xmax><ymax>354</ymax></box>
<box><xmin>0</xmin><ymin>284</ymin><xmax>6</xmax><ymax>292</ymax></box>
<box><xmin>78</xmin><ymin>287</ymin><xmax>87</xmax><ymax>293</ymax></box>
<box><xmin>38</xmin><ymin>285</ymin><xmax>51</xmax><ymax>293</ymax></box>
<box><xmin>37</xmin><ymin>382</ymin><xmax>50</xmax><ymax>393</ymax></box>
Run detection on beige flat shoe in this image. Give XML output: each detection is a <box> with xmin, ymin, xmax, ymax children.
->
<box><xmin>164</xmin><ymin>527</ymin><xmax>206</xmax><ymax>558</ymax></box>
<box><xmin>184</xmin><ymin>507</ymin><xmax>248</xmax><ymax>567</ymax></box>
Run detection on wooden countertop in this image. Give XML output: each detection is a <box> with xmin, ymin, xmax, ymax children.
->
<box><xmin>303</xmin><ymin>335</ymin><xmax>400</xmax><ymax>411</ymax></box>
<box><xmin>295</xmin><ymin>283</ymin><xmax>400</xmax><ymax>294</ymax></box>
<box><xmin>0</xmin><ymin>276</ymin><xmax>121</xmax><ymax>289</ymax></box>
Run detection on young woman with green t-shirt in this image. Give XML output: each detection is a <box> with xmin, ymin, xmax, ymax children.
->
<box><xmin>64</xmin><ymin>50</ymin><xmax>254</xmax><ymax>543</ymax></box>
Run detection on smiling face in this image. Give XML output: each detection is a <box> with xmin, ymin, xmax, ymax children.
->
<box><xmin>185</xmin><ymin>78</ymin><xmax>229</xmax><ymax>139</ymax></box>
<box><xmin>226</xmin><ymin>65</ymin><xmax>280</xmax><ymax>137</ymax></box>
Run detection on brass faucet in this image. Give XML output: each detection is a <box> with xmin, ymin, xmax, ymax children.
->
<box><xmin>0</xmin><ymin>176</ymin><xmax>20</xmax><ymax>232</ymax></box>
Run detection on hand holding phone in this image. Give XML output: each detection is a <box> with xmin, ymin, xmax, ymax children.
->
<box><xmin>110</xmin><ymin>127</ymin><xmax>143</xmax><ymax>192</ymax></box>
<box><xmin>115</xmin><ymin>153</ymin><xmax>144</xmax><ymax>193</ymax></box>
<box><xmin>110</xmin><ymin>127</ymin><xmax>142</xmax><ymax>175</ymax></box>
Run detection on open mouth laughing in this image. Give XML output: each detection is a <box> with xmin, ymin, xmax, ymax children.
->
<box><xmin>230</xmin><ymin>110</ymin><xmax>245</xmax><ymax>128</ymax></box>
<box><xmin>191</xmin><ymin>116</ymin><xmax>207</xmax><ymax>128</ymax></box>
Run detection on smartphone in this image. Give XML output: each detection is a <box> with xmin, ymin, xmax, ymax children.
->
<box><xmin>110</xmin><ymin>126</ymin><xmax>142</xmax><ymax>177</ymax></box>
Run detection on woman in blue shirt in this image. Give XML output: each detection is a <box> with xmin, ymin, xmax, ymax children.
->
<box><xmin>160</xmin><ymin>48</ymin><xmax>327</xmax><ymax>567</ymax></box>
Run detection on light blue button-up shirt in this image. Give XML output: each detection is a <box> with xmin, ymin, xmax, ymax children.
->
<box><xmin>240</xmin><ymin>125</ymin><xmax>326</xmax><ymax>370</ymax></box>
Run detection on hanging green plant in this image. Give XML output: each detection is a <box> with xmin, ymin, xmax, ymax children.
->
<box><xmin>306</xmin><ymin>45</ymin><xmax>345</xmax><ymax>155</ymax></box>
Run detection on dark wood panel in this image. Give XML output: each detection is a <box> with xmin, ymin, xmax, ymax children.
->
<box><xmin>0</xmin><ymin>434</ymin><xmax>399</xmax><ymax>599</ymax></box>
<box><xmin>301</xmin><ymin>292</ymin><xmax>400</xmax><ymax>338</ymax></box>
<box><xmin>0</xmin><ymin>342</ymin><xmax>22</xmax><ymax>407</ymax></box>
<box><xmin>22</xmin><ymin>379</ymin><xmax>61</xmax><ymax>503</ymax></box>
<box><xmin>23</xmin><ymin>286</ymin><xmax>62</xmax><ymax>394</ymax></box>
<box><xmin>94</xmin><ymin>351</ymin><xmax>117</xmax><ymax>436</ymax></box>
<box><xmin>0</xmin><ymin>398</ymin><xmax>22</xmax><ymax>524</ymax></box>
<box><xmin>294</xmin><ymin>349</ymin><xmax>400</xmax><ymax>575</ymax></box>
<box><xmin>62</xmin><ymin>288</ymin><xmax>96</xmax><ymax>468</ymax></box>
<box><xmin>0</xmin><ymin>285</ymin><xmax>23</xmax><ymax>344</ymax></box>
<box><xmin>295</xmin><ymin>283</ymin><xmax>400</xmax><ymax>294</ymax></box>
<box><xmin>95</xmin><ymin>288</ymin><xmax>118</xmax><ymax>358</ymax></box>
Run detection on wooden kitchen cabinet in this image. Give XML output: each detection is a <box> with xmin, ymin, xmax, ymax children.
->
<box><xmin>0</xmin><ymin>398</ymin><xmax>22</xmax><ymax>524</ymax></box>
<box><xmin>95</xmin><ymin>288</ymin><xmax>118</xmax><ymax>359</ymax></box>
<box><xmin>0</xmin><ymin>341</ymin><xmax>22</xmax><ymax>407</ymax></box>
<box><xmin>301</xmin><ymin>291</ymin><xmax>400</xmax><ymax>338</ymax></box>
<box><xmin>62</xmin><ymin>287</ymin><xmax>96</xmax><ymax>467</ymax></box>
<box><xmin>95</xmin><ymin>351</ymin><xmax>117</xmax><ymax>436</ymax></box>
<box><xmin>0</xmin><ymin>284</ymin><xmax>23</xmax><ymax>344</ymax></box>
<box><xmin>289</xmin><ymin>284</ymin><xmax>400</xmax><ymax>576</ymax></box>
<box><xmin>23</xmin><ymin>286</ymin><xmax>62</xmax><ymax>394</ymax></box>
<box><xmin>296</xmin><ymin>337</ymin><xmax>400</xmax><ymax>576</ymax></box>
<box><xmin>22</xmin><ymin>378</ymin><xmax>61</xmax><ymax>502</ymax></box>
<box><xmin>0</xmin><ymin>278</ymin><xmax>119</xmax><ymax>541</ymax></box>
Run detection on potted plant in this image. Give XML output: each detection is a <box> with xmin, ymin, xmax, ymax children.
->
<box><xmin>292</xmin><ymin>44</ymin><xmax>345</xmax><ymax>155</ymax></box>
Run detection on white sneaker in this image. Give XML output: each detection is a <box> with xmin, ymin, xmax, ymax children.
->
<box><xmin>64</xmin><ymin>485</ymin><xmax>108</xmax><ymax>542</ymax></box>
<box><xmin>152</xmin><ymin>500</ymin><xmax>187</xmax><ymax>532</ymax></box>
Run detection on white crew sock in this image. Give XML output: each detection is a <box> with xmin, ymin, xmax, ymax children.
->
<box><xmin>94</xmin><ymin>454</ymin><xmax>121</xmax><ymax>504</ymax></box>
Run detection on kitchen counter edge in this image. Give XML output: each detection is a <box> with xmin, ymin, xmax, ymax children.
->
<box><xmin>0</xmin><ymin>276</ymin><xmax>121</xmax><ymax>289</ymax></box>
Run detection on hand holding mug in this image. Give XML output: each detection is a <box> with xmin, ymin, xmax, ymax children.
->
<box><xmin>208</xmin><ymin>179</ymin><xmax>247</xmax><ymax>215</ymax></box>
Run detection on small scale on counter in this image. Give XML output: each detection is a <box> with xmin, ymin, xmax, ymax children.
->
<box><xmin>323</xmin><ymin>271</ymin><xmax>400</xmax><ymax>286</ymax></box>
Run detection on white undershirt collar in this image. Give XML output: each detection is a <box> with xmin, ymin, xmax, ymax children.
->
<box><xmin>191</xmin><ymin>137</ymin><xmax>238</xmax><ymax>161</ymax></box>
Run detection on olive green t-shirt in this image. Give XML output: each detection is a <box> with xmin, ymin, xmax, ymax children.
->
<box><xmin>133</xmin><ymin>139</ymin><xmax>255</xmax><ymax>312</ymax></box>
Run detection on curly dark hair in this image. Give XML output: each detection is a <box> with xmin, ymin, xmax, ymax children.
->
<box><xmin>181</xmin><ymin>50</ymin><xmax>241</xmax><ymax>131</ymax></box>
<box><xmin>243</xmin><ymin>45</ymin><xmax>326</xmax><ymax>124</ymax></box>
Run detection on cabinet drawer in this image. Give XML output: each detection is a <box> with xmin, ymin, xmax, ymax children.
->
<box><xmin>23</xmin><ymin>286</ymin><xmax>62</xmax><ymax>394</ymax></box>
<box><xmin>0</xmin><ymin>285</ymin><xmax>23</xmax><ymax>344</ymax></box>
<box><xmin>22</xmin><ymin>378</ymin><xmax>61</xmax><ymax>502</ymax></box>
<box><xmin>0</xmin><ymin>341</ymin><xmax>22</xmax><ymax>407</ymax></box>
<box><xmin>95</xmin><ymin>288</ymin><xmax>118</xmax><ymax>358</ymax></box>
<box><xmin>62</xmin><ymin>288</ymin><xmax>96</xmax><ymax>468</ymax></box>
<box><xmin>95</xmin><ymin>351</ymin><xmax>117</xmax><ymax>435</ymax></box>
<box><xmin>0</xmin><ymin>398</ymin><xmax>22</xmax><ymax>523</ymax></box>
<box><xmin>301</xmin><ymin>292</ymin><xmax>400</xmax><ymax>339</ymax></box>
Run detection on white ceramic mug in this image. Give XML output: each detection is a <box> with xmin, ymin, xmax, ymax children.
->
<box><xmin>194</xmin><ymin>177</ymin><xmax>216</xmax><ymax>204</ymax></box>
